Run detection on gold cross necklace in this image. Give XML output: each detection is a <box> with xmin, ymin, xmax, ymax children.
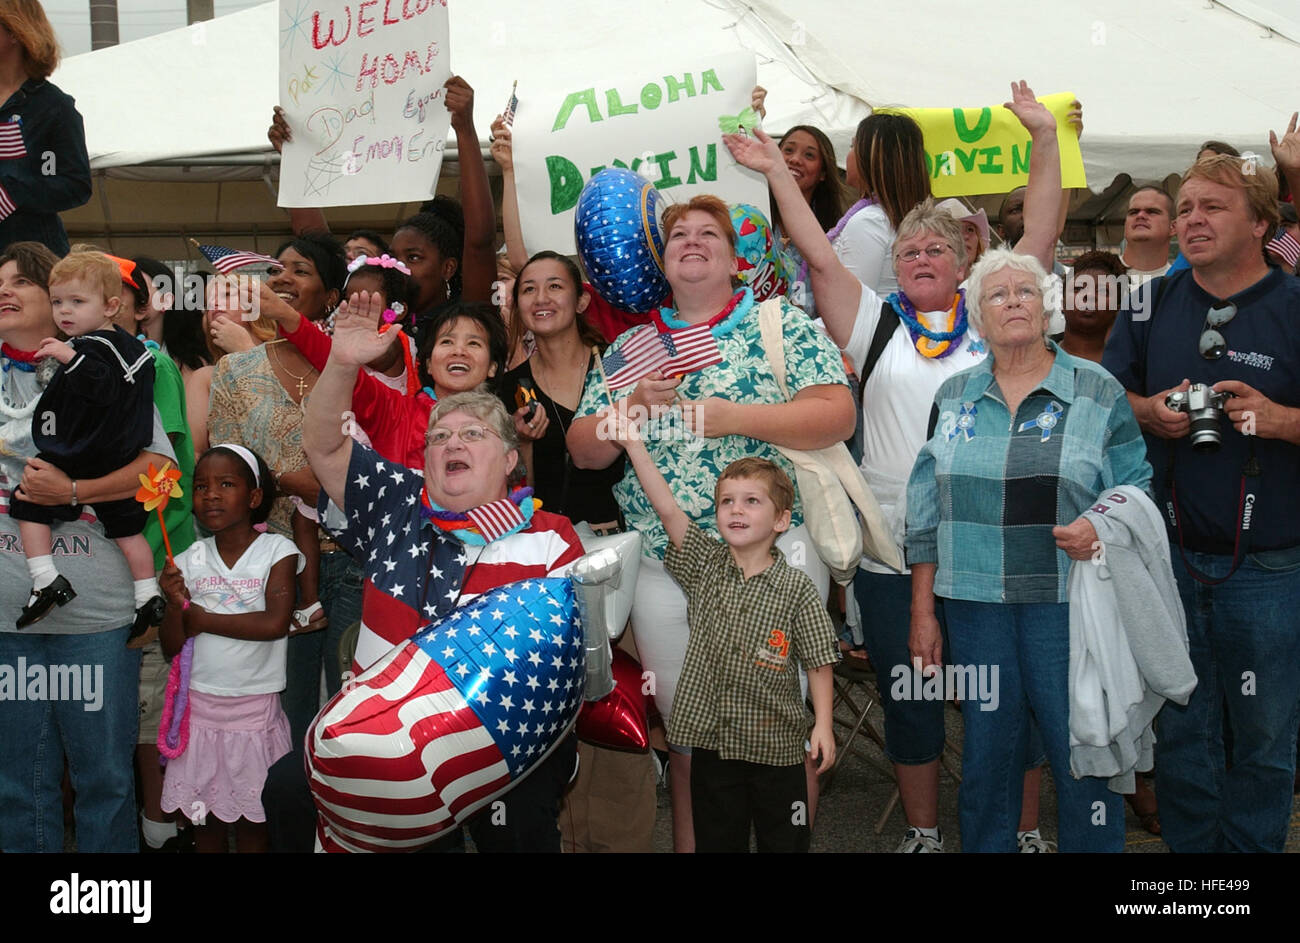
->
<box><xmin>269</xmin><ymin>340</ymin><xmax>313</xmax><ymax>401</ymax></box>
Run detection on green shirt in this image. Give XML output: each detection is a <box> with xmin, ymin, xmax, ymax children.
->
<box><xmin>573</xmin><ymin>293</ymin><xmax>848</xmax><ymax>559</ymax></box>
<box><xmin>143</xmin><ymin>346</ymin><xmax>196</xmax><ymax>570</ymax></box>
<box><xmin>664</xmin><ymin>522</ymin><xmax>839</xmax><ymax>766</ymax></box>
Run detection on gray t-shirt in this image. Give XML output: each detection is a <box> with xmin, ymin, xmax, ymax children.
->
<box><xmin>1</xmin><ymin>365</ymin><xmax>175</xmax><ymax>635</ymax></box>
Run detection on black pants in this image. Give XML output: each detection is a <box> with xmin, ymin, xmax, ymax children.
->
<box><xmin>691</xmin><ymin>749</ymin><xmax>809</xmax><ymax>853</ymax></box>
<box><xmin>465</xmin><ymin>733</ymin><xmax>577</xmax><ymax>853</ymax></box>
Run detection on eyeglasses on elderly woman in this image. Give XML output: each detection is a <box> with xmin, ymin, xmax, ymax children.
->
<box><xmin>895</xmin><ymin>243</ymin><xmax>954</xmax><ymax>264</ymax></box>
<box><xmin>426</xmin><ymin>423</ymin><xmax>502</xmax><ymax>448</ymax></box>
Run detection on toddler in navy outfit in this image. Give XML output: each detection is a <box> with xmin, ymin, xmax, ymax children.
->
<box><xmin>10</xmin><ymin>251</ymin><xmax>163</xmax><ymax>633</ymax></box>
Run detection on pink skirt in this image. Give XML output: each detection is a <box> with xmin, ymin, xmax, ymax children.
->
<box><xmin>161</xmin><ymin>690</ymin><xmax>292</xmax><ymax>825</ymax></box>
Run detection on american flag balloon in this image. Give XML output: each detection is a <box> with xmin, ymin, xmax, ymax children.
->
<box><xmin>306</xmin><ymin>577</ymin><xmax>586</xmax><ymax>852</ymax></box>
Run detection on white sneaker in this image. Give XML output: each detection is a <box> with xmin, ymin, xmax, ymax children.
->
<box><xmin>895</xmin><ymin>826</ymin><xmax>944</xmax><ymax>853</ymax></box>
<box><xmin>1018</xmin><ymin>829</ymin><xmax>1057</xmax><ymax>853</ymax></box>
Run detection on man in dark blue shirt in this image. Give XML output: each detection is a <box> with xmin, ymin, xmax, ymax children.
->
<box><xmin>1103</xmin><ymin>148</ymin><xmax>1300</xmax><ymax>852</ymax></box>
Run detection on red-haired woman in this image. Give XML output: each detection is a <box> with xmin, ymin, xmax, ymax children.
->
<box><xmin>0</xmin><ymin>0</ymin><xmax>91</xmax><ymax>255</ymax></box>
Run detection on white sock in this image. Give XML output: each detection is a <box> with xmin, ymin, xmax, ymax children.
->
<box><xmin>1018</xmin><ymin>828</ymin><xmax>1040</xmax><ymax>841</ymax></box>
<box><xmin>27</xmin><ymin>555</ymin><xmax>58</xmax><ymax>590</ymax></box>
<box><xmin>141</xmin><ymin>814</ymin><xmax>177</xmax><ymax>849</ymax></box>
<box><xmin>134</xmin><ymin>578</ymin><xmax>160</xmax><ymax>608</ymax></box>
<box><xmin>912</xmin><ymin>824</ymin><xmax>941</xmax><ymax>839</ymax></box>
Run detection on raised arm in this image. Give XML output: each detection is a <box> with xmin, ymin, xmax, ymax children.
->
<box><xmin>724</xmin><ymin>129</ymin><xmax>864</xmax><ymax>347</ymax></box>
<box><xmin>1006</xmin><ymin>81</ymin><xmax>1063</xmax><ymax>272</ymax></box>
<box><xmin>446</xmin><ymin>78</ymin><xmax>496</xmax><ymax>303</ymax></box>
<box><xmin>1270</xmin><ymin>111</ymin><xmax>1300</xmax><ymax>211</ymax></box>
<box><xmin>567</xmin><ymin>369</ymin><xmax>681</xmax><ymax>470</ymax></box>
<box><xmin>491</xmin><ymin>115</ymin><xmax>529</xmax><ymax>272</ymax></box>
<box><xmin>303</xmin><ymin>292</ymin><xmax>396</xmax><ymax>509</ymax></box>
<box><xmin>618</xmin><ymin>419</ymin><xmax>688</xmax><ymax>549</ymax></box>
<box><xmin>268</xmin><ymin>106</ymin><xmax>330</xmax><ymax>236</ymax></box>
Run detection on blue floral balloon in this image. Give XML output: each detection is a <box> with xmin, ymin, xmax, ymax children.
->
<box><xmin>574</xmin><ymin>168</ymin><xmax>669</xmax><ymax>312</ymax></box>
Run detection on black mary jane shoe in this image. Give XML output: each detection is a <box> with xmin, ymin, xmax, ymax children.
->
<box><xmin>127</xmin><ymin>595</ymin><xmax>167</xmax><ymax>647</ymax></box>
<box><xmin>17</xmin><ymin>575</ymin><xmax>78</xmax><ymax>629</ymax></box>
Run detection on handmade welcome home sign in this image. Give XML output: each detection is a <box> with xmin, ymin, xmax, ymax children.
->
<box><xmin>277</xmin><ymin>0</ymin><xmax>451</xmax><ymax>207</ymax></box>
<box><xmin>883</xmin><ymin>92</ymin><xmax>1086</xmax><ymax>198</ymax></box>
<box><xmin>512</xmin><ymin>51</ymin><xmax>769</xmax><ymax>255</ymax></box>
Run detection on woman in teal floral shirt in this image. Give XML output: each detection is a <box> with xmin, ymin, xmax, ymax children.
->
<box><xmin>568</xmin><ymin>194</ymin><xmax>854</xmax><ymax>851</ymax></box>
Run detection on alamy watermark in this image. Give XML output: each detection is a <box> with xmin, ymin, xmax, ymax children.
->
<box><xmin>890</xmin><ymin>658</ymin><xmax>1000</xmax><ymax>711</ymax></box>
<box><xmin>0</xmin><ymin>659</ymin><xmax>103</xmax><ymax>711</ymax></box>
<box><xmin>595</xmin><ymin>399</ymin><xmax>707</xmax><ymax>451</ymax></box>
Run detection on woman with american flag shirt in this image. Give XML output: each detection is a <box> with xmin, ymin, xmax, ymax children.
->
<box><xmin>302</xmin><ymin>293</ymin><xmax>585</xmax><ymax>851</ymax></box>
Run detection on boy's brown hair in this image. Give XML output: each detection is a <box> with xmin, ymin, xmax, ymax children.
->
<box><xmin>49</xmin><ymin>252</ymin><xmax>122</xmax><ymax>305</ymax></box>
<box><xmin>714</xmin><ymin>457</ymin><xmax>795</xmax><ymax>515</ymax></box>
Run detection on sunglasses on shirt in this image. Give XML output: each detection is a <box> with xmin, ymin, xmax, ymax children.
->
<box><xmin>1198</xmin><ymin>303</ymin><xmax>1237</xmax><ymax>360</ymax></box>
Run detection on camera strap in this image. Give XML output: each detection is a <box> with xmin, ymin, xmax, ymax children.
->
<box><xmin>1164</xmin><ymin>439</ymin><xmax>1260</xmax><ymax>585</ymax></box>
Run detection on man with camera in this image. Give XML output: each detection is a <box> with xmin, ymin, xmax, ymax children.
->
<box><xmin>1103</xmin><ymin>136</ymin><xmax>1300</xmax><ymax>852</ymax></box>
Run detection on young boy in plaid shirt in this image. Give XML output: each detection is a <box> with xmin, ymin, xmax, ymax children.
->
<box><xmin>617</xmin><ymin>415</ymin><xmax>838</xmax><ymax>852</ymax></box>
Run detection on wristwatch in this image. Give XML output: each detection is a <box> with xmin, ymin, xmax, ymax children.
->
<box><xmin>70</xmin><ymin>479</ymin><xmax>78</xmax><ymax>507</ymax></box>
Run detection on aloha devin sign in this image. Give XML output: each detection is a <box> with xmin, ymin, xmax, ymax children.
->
<box><xmin>512</xmin><ymin>51</ymin><xmax>768</xmax><ymax>255</ymax></box>
<box><xmin>883</xmin><ymin>91</ymin><xmax>1087</xmax><ymax>198</ymax></box>
<box><xmin>277</xmin><ymin>0</ymin><xmax>451</xmax><ymax>208</ymax></box>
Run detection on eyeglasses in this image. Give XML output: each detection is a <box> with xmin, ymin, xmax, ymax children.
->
<box><xmin>1199</xmin><ymin>303</ymin><xmax>1237</xmax><ymax>360</ymax></box>
<box><xmin>982</xmin><ymin>285</ymin><xmax>1042</xmax><ymax>307</ymax></box>
<box><xmin>426</xmin><ymin>423</ymin><xmax>501</xmax><ymax>447</ymax></box>
<box><xmin>895</xmin><ymin>243</ymin><xmax>952</xmax><ymax>264</ymax></box>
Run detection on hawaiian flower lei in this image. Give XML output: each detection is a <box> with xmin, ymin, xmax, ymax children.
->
<box><xmin>652</xmin><ymin>287</ymin><xmax>753</xmax><ymax>338</ymax></box>
<box><xmin>887</xmin><ymin>289</ymin><xmax>969</xmax><ymax>359</ymax></box>
<box><xmin>420</xmin><ymin>486</ymin><xmax>539</xmax><ymax>546</ymax></box>
<box><xmin>157</xmin><ymin>639</ymin><xmax>194</xmax><ymax>762</ymax></box>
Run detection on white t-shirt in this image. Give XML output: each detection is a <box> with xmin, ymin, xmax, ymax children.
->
<box><xmin>842</xmin><ymin>283</ymin><xmax>987</xmax><ymax>573</ymax></box>
<box><xmin>1123</xmin><ymin>259</ymin><xmax>1171</xmax><ymax>289</ymax></box>
<box><xmin>833</xmin><ymin>204</ymin><xmax>900</xmax><ymax>297</ymax></box>
<box><xmin>178</xmin><ymin>533</ymin><xmax>304</xmax><ymax>696</ymax></box>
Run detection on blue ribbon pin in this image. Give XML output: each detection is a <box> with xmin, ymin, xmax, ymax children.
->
<box><xmin>949</xmin><ymin>402</ymin><xmax>977</xmax><ymax>441</ymax></box>
<box><xmin>1019</xmin><ymin>401</ymin><xmax>1063</xmax><ymax>442</ymax></box>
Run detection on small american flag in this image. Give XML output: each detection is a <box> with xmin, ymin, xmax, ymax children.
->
<box><xmin>467</xmin><ymin>497</ymin><xmax>527</xmax><ymax>542</ymax></box>
<box><xmin>1266</xmin><ymin>229</ymin><xmax>1300</xmax><ymax>270</ymax></box>
<box><xmin>307</xmin><ymin>577</ymin><xmax>585</xmax><ymax>852</ymax></box>
<box><xmin>0</xmin><ymin>183</ymin><xmax>14</xmax><ymax>219</ymax></box>
<box><xmin>196</xmin><ymin>244</ymin><xmax>281</xmax><ymax>274</ymax></box>
<box><xmin>502</xmin><ymin>80</ymin><xmax>518</xmax><ymax>126</ymax></box>
<box><xmin>0</xmin><ymin>117</ymin><xmax>25</xmax><ymax>159</ymax></box>
<box><xmin>601</xmin><ymin>323</ymin><xmax>722</xmax><ymax>390</ymax></box>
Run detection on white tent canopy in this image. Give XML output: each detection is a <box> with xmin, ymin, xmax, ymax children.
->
<box><xmin>50</xmin><ymin>0</ymin><xmax>1300</xmax><ymax>258</ymax></box>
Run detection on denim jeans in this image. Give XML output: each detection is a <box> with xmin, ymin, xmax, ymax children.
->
<box><xmin>944</xmin><ymin>600</ymin><xmax>1124</xmax><ymax>853</ymax></box>
<box><xmin>854</xmin><ymin>569</ymin><xmax>950</xmax><ymax>764</ymax></box>
<box><xmin>0</xmin><ymin>626</ymin><xmax>142</xmax><ymax>852</ymax></box>
<box><xmin>1156</xmin><ymin>548</ymin><xmax>1300</xmax><ymax>852</ymax></box>
<box><xmin>281</xmin><ymin>550</ymin><xmax>364</xmax><ymax>746</ymax></box>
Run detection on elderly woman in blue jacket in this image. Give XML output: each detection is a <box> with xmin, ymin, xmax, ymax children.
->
<box><xmin>905</xmin><ymin>246</ymin><xmax>1152</xmax><ymax>852</ymax></box>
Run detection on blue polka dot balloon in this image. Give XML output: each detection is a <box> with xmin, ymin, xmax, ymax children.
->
<box><xmin>574</xmin><ymin>168</ymin><xmax>669</xmax><ymax>312</ymax></box>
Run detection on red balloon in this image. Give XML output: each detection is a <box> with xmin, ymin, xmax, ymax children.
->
<box><xmin>576</xmin><ymin>648</ymin><xmax>649</xmax><ymax>752</ymax></box>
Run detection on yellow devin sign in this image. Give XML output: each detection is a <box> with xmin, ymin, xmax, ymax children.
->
<box><xmin>882</xmin><ymin>91</ymin><xmax>1086</xmax><ymax>198</ymax></box>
